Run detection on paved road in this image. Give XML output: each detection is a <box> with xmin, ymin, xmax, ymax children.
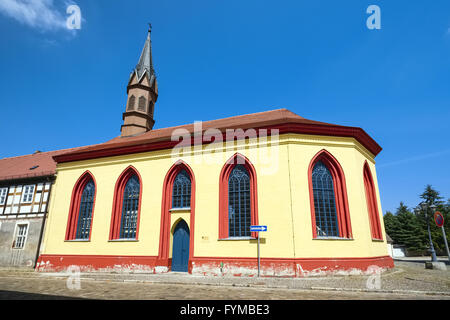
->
<box><xmin>0</xmin><ymin>259</ymin><xmax>449</xmax><ymax>300</ymax></box>
<box><xmin>0</xmin><ymin>268</ymin><xmax>448</xmax><ymax>300</ymax></box>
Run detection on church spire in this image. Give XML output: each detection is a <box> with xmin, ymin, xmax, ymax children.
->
<box><xmin>134</xmin><ymin>24</ymin><xmax>156</xmax><ymax>85</ymax></box>
<box><xmin>121</xmin><ymin>26</ymin><xmax>158</xmax><ymax>137</ymax></box>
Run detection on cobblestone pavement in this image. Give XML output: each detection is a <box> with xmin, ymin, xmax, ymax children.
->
<box><xmin>0</xmin><ymin>259</ymin><xmax>448</xmax><ymax>300</ymax></box>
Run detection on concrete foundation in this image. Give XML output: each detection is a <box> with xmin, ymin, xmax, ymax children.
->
<box><xmin>425</xmin><ymin>261</ymin><xmax>447</xmax><ymax>271</ymax></box>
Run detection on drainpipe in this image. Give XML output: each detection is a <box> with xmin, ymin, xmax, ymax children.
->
<box><xmin>34</xmin><ymin>176</ymin><xmax>53</xmax><ymax>269</ymax></box>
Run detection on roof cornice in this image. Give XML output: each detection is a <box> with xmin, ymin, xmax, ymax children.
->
<box><xmin>53</xmin><ymin>121</ymin><xmax>382</xmax><ymax>163</ymax></box>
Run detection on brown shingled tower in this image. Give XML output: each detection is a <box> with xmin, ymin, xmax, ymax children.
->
<box><xmin>121</xmin><ymin>26</ymin><xmax>158</xmax><ymax>137</ymax></box>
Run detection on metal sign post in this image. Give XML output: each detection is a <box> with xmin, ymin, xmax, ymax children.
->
<box><xmin>257</xmin><ymin>232</ymin><xmax>260</xmax><ymax>277</ymax></box>
<box><xmin>250</xmin><ymin>225</ymin><xmax>267</xmax><ymax>277</ymax></box>
<box><xmin>434</xmin><ymin>212</ymin><xmax>450</xmax><ymax>262</ymax></box>
<box><xmin>441</xmin><ymin>226</ymin><xmax>450</xmax><ymax>263</ymax></box>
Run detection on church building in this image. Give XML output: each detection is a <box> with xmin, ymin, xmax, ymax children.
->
<box><xmin>37</xmin><ymin>29</ymin><xmax>393</xmax><ymax>276</ymax></box>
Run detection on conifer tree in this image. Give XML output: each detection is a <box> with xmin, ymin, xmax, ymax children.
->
<box><xmin>417</xmin><ymin>186</ymin><xmax>448</xmax><ymax>254</ymax></box>
<box><xmin>384</xmin><ymin>186</ymin><xmax>449</xmax><ymax>256</ymax></box>
<box><xmin>383</xmin><ymin>211</ymin><xmax>400</xmax><ymax>243</ymax></box>
<box><xmin>393</xmin><ymin>202</ymin><xmax>426</xmax><ymax>253</ymax></box>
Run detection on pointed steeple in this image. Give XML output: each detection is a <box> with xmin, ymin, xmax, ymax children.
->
<box><xmin>133</xmin><ymin>25</ymin><xmax>156</xmax><ymax>87</ymax></box>
<box><xmin>121</xmin><ymin>26</ymin><xmax>158</xmax><ymax>137</ymax></box>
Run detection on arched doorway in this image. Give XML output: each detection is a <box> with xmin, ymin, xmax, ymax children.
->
<box><xmin>171</xmin><ymin>220</ymin><xmax>190</xmax><ymax>272</ymax></box>
<box><xmin>158</xmin><ymin>161</ymin><xmax>195</xmax><ymax>273</ymax></box>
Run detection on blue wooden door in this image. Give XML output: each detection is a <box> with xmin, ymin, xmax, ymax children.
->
<box><xmin>171</xmin><ymin>220</ymin><xmax>190</xmax><ymax>272</ymax></box>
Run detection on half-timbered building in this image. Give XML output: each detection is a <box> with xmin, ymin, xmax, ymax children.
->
<box><xmin>0</xmin><ymin>149</ymin><xmax>81</xmax><ymax>267</ymax></box>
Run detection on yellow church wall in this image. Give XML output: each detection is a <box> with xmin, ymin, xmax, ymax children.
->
<box><xmin>284</xmin><ymin>135</ymin><xmax>388</xmax><ymax>260</ymax></box>
<box><xmin>191</xmin><ymin>144</ymin><xmax>295</xmax><ymax>259</ymax></box>
<box><xmin>39</xmin><ymin>133</ymin><xmax>390</xmax><ymax>273</ymax></box>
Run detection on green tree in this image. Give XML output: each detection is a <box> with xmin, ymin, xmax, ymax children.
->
<box><xmin>416</xmin><ymin>185</ymin><xmax>448</xmax><ymax>255</ymax></box>
<box><xmin>384</xmin><ymin>202</ymin><xmax>426</xmax><ymax>253</ymax></box>
<box><xmin>384</xmin><ymin>186</ymin><xmax>449</xmax><ymax>256</ymax></box>
<box><xmin>384</xmin><ymin>210</ymin><xmax>400</xmax><ymax>242</ymax></box>
<box><xmin>394</xmin><ymin>202</ymin><xmax>426</xmax><ymax>253</ymax></box>
<box><xmin>419</xmin><ymin>184</ymin><xmax>444</xmax><ymax>206</ymax></box>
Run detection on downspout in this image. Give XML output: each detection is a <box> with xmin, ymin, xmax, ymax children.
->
<box><xmin>33</xmin><ymin>176</ymin><xmax>54</xmax><ymax>269</ymax></box>
<box><xmin>286</xmin><ymin>142</ymin><xmax>297</xmax><ymax>274</ymax></box>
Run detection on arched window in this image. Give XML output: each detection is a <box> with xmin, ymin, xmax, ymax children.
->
<box><xmin>109</xmin><ymin>167</ymin><xmax>142</xmax><ymax>240</ymax></box>
<box><xmin>312</xmin><ymin>161</ymin><xmax>339</xmax><ymax>237</ymax></box>
<box><xmin>119</xmin><ymin>175</ymin><xmax>140</xmax><ymax>239</ymax></box>
<box><xmin>138</xmin><ymin>96</ymin><xmax>146</xmax><ymax>112</ymax></box>
<box><xmin>228</xmin><ymin>165</ymin><xmax>251</xmax><ymax>237</ymax></box>
<box><xmin>172</xmin><ymin>170</ymin><xmax>191</xmax><ymax>208</ymax></box>
<box><xmin>219</xmin><ymin>153</ymin><xmax>258</xmax><ymax>239</ymax></box>
<box><xmin>363</xmin><ymin>162</ymin><xmax>383</xmax><ymax>240</ymax></box>
<box><xmin>75</xmin><ymin>180</ymin><xmax>95</xmax><ymax>240</ymax></box>
<box><xmin>65</xmin><ymin>171</ymin><xmax>96</xmax><ymax>241</ymax></box>
<box><xmin>308</xmin><ymin>150</ymin><xmax>352</xmax><ymax>239</ymax></box>
<box><xmin>127</xmin><ymin>95</ymin><xmax>135</xmax><ymax>111</ymax></box>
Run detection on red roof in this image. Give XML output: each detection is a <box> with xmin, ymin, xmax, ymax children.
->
<box><xmin>0</xmin><ymin>146</ymin><xmax>91</xmax><ymax>182</ymax></box>
<box><xmin>54</xmin><ymin>108</ymin><xmax>382</xmax><ymax>163</ymax></box>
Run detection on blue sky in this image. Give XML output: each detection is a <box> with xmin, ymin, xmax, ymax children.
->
<box><xmin>0</xmin><ymin>0</ymin><xmax>449</xmax><ymax>214</ymax></box>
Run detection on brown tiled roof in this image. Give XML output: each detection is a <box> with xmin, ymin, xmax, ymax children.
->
<box><xmin>0</xmin><ymin>146</ymin><xmax>91</xmax><ymax>182</ymax></box>
<box><xmin>105</xmin><ymin>108</ymin><xmax>337</xmax><ymax>145</ymax></box>
<box><xmin>53</xmin><ymin>108</ymin><xmax>382</xmax><ymax>163</ymax></box>
<box><xmin>0</xmin><ymin>109</ymin><xmax>382</xmax><ymax>180</ymax></box>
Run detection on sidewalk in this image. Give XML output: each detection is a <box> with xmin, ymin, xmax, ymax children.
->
<box><xmin>36</xmin><ymin>260</ymin><xmax>450</xmax><ymax>296</ymax></box>
<box><xmin>394</xmin><ymin>256</ymin><xmax>450</xmax><ymax>264</ymax></box>
<box><xmin>1</xmin><ymin>259</ymin><xmax>449</xmax><ymax>297</ymax></box>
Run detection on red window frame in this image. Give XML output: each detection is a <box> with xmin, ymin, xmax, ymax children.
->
<box><xmin>308</xmin><ymin>150</ymin><xmax>352</xmax><ymax>239</ymax></box>
<box><xmin>65</xmin><ymin>171</ymin><xmax>97</xmax><ymax>241</ymax></box>
<box><xmin>363</xmin><ymin>161</ymin><xmax>383</xmax><ymax>240</ymax></box>
<box><xmin>218</xmin><ymin>153</ymin><xmax>259</xmax><ymax>239</ymax></box>
<box><xmin>158</xmin><ymin>160</ymin><xmax>196</xmax><ymax>269</ymax></box>
<box><xmin>109</xmin><ymin>166</ymin><xmax>143</xmax><ymax>240</ymax></box>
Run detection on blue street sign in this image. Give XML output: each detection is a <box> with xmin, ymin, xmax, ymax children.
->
<box><xmin>250</xmin><ymin>225</ymin><xmax>267</xmax><ymax>232</ymax></box>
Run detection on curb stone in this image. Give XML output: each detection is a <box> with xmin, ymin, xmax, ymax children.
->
<box><xmin>71</xmin><ymin>276</ymin><xmax>450</xmax><ymax>297</ymax></box>
<box><xmin>3</xmin><ymin>268</ymin><xmax>449</xmax><ymax>297</ymax></box>
<box><xmin>309</xmin><ymin>286</ymin><xmax>450</xmax><ymax>296</ymax></box>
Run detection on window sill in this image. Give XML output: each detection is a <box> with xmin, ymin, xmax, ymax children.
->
<box><xmin>108</xmin><ymin>239</ymin><xmax>139</xmax><ymax>242</ymax></box>
<box><xmin>313</xmin><ymin>237</ymin><xmax>354</xmax><ymax>241</ymax></box>
<box><xmin>65</xmin><ymin>239</ymin><xmax>90</xmax><ymax>242</ymax></box>
<box><xmin>218</xmin><ymin>237</ymin><xmax>257</xmax><ymax>241</ymax></box>
<box><xmin>169</xmin><ymin>207</ymin><xmax>191</xmax><ymax>212</ymax></box>
<box><xmin>372</xmin><ymin>238</ymin><xmax>384</xmax><ymax>242</ymax></box>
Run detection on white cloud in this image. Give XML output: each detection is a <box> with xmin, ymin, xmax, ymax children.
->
<box><xmin>0</xmin><ymin>0</ymin><xmax>68</xmax><ymax>31</ymax></box>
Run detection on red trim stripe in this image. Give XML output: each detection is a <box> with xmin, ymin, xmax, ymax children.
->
<box><xmin>53</xmin><ymin>123</ymin><xmax>382</xmax><ymax>164</ymax></box>
<box><xmin>37</xmin><ymin>254</ymin><xmax>394</xmax><ymax>274</ymax></box>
